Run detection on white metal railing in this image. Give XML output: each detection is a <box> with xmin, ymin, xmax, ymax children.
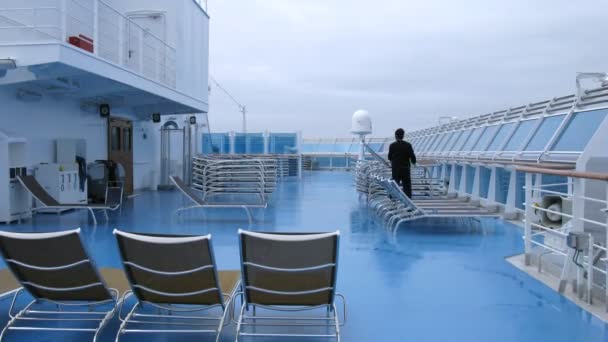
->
<box><xmin>521</xmin><ymin>166</ymin><xmax>608</xmax><ymax>307</ymax></box>
<box><xmin>0</xmin><ymin>0</ymin><xmax>176</xmax><ymax>88</ymax></box>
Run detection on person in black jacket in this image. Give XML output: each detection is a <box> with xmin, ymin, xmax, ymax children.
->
<box><xmin>388</xmin><ymin>128</ymin><xmax>417</xmax><ymax>198</ymax></box>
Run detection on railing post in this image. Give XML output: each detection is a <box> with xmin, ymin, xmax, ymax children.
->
<box><xmin>93</xmin><ymin>0</ymin><xmax>98</xmax><ymax>55</ymax></box>
<box><xmin>605</xmin><ymin>183</ymin><xmax>608</xmax><ymax>311</ymax></box>
<box><xmin>586</xmin><ymin>234</ymin><xmax>594</xmax><ymax>304</ymax></box>
<box><xmin>524</xmin><ymin>172</ymin><xmax>533</xmax><ymax>265</ymax></box>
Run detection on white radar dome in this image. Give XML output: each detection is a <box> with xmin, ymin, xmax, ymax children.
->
<box><xmin>351</xmin><ymin>109</ymin><xmax>372</xmax><ymax>135</ymax></box>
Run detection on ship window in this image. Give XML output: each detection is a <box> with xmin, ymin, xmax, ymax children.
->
<box><xmin>524</xmin><ymin>115</ymin><xmax>565</xmax><ymax>151</ymax></box>
<box><xmin>551</xmin><ymin>109</ymin><xmax>608</xmax><ymax>151</ymax></box>
<box><xmin>473</xmin><ymin>125</ymin><xmax>499</xmax><ymax>151</ymax></box>
<box><xmin>486</xmin><ymin>122</ymin><xmax>516</xmax><ymax>151</ymax></box>
<box><xmin>502</xmin><ymin>119</ymin><xmax>538</xmax><ymax>151</ymax></box>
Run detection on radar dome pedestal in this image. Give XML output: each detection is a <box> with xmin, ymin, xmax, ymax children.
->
<box><xmin>351</xmin><ymin>109</ymin><xmax>372</xmax><ymax>160</ymax></box>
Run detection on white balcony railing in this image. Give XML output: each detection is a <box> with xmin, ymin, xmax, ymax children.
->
<box><xmin>0</xmin><ymin>0</ymin><xmax>176</xmax><ymax>88</ymax></box>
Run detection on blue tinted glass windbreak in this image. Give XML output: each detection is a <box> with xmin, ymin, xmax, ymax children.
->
<box><xmin>462</xmin><ymin>127</ymin><xmax>484</xmax><ymax>151</ymax></box>
<box><xmin>473</xmin><ymin>125</ymin><xmax>499</xmax><ymax>151</ymax></box>
<box><xmin>486</xmin><ymin>122</ymin><xmax>516</xmax><ymax>151</ymax></box>
<box><xmin>503</xmin><ymin>119</ymin><xmax>538</xmax><ymax>151</ymax></box>
<box><xmin>442</xmin><ymin>131</ymin><xmax>462</xmax><ymax>152</ymax></box>
<box><xmin>525</xmin><ymin>115</ymin><xmax>565</xmax><ymax>151</ymax></box>
<box><xmin>429</xmin><ymin>134</ymin><xmax>447</xmax><ymax>151</ymax></box>
<box><xmin>453</xmin><ymin>129</ymin><xmax>472</xmax><ymax>152</ymax></box>
<box><xmin>551</xmin><ymin>109</ymin><xmax>608</xmax><ymax>152</ymax></box>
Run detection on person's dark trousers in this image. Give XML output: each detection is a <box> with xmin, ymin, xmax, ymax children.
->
<box><xmin>392</xmin><ymin>168</ymin><xmax>413</xmax><ymax>198</ymax></box>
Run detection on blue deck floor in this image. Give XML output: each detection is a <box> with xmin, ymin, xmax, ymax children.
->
<box><xmin>0</xmin><ymin>171</ymin><xmax>607</xmax><ymax>341</ymax></box>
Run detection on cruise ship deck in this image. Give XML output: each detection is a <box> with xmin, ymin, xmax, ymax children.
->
<box><xmin>1</xmin><ymin>171</ymin><xmax>606</xmax><ymax>341</ymax></box>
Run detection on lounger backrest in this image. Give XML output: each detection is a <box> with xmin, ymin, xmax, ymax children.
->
<box><xmin>0</xmin><ymin>229</ymin><xmax>113</xmax><ymax>302</ymax></box>
<box><xmin>239</xmin><ymin>230</ymin><xmax>340</xmax><ymax>306</ymax></box>
<box><xmin>113</xmin><ymin>230</ymin><xmax>224</xmax><ymax>306</ymax></box>
<box><xmin>170</xmin><ymin>176</ymin><xmax>205</xmax><ymax>205</ymax></box>
<box><xmin>17</xmin><ymin>175</ymin><xmax>60</xmax><ymax>206</ymax></box>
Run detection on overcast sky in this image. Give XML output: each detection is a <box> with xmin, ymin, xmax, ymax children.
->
<box><xmin>207</xmin><ymin>0</ymin><xmax>608</xmax><ymax>138</ymax></box>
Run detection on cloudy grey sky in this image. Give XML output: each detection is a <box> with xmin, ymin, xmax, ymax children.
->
<box><xmin>207</xmin><ymin>0</ymin><xmax>608</xmax><ymax>138</ymax></box>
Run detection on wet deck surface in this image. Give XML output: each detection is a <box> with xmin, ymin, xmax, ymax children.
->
<box><xmin>0</xmin><ymin>171</ymin><xmax>606</xmax><ymax>341</ymax></box>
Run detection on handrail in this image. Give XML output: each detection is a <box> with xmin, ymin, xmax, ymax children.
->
<box><xmin>516</xmin><ymin>166</ymin><xmax>608</xmax><ymax>181</ymax></box>
<box><xmin>416</xmin><ymin>157</ymin><xmax>575</xmax><ymax>170</ymax></box>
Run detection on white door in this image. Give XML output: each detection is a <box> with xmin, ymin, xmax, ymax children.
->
<box><xmin>126</xmin><ymin>12</ymin><xmax>166</xmax><ymax>81</ymax></box>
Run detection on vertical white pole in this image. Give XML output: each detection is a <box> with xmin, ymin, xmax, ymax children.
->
<box><xmin>138</xmin><ymin>28</ymin><xmax>144</xmax><ymax>73</ymax></box>
<box><xmin>605</xmin><ymin>183</ymin><xmax>608</xmax><ymax>311</ymax></box>
<box><xmin>263</xmin><ymin>130</ymin><xmax>269</xmax><ymax>155</ymax></box>
<box><xmin>93</xmin><ymin>0</ymin><xmax>98</xmax><ymax>55</ymax></box>
<box><xmin>458</xmin><ymin>164</ymin><xmax>467</xmax><ymax>196</ymax></box>
<box><xmin>118</xmin><ymin>15</ymin><xmax>123</xmax><ymax>65</ymax></box>
<box><xmin>229</xmin><ymin>131</ymin><xmax>235</xmax><ymax>155</ymax></box>
<box><xmin>241</xmin><ymin>106</ymin><xmax>247</xmax><ymax>134</ymax></box>
<box><xmin>505</xmin><ymin>169</ymin><xmax>517</xmax><ymax>219</ymax></box>
<box><xmin>296</xmin><ymin>130</ymin><xmax>302</xmax><ymax>179</ymax></box>
<box><xmin>471</xmin><ymin>165</ymin><xmax>481</xmax><ymax>203</ymax></box>
<box><xmin>358</xmin><ymin>136</ymin><xmax>365</xmax><ymax>161</ymax></box>
<box><xmin>524</xmin><ymin>172</ymin><xmax>533</xmax><ymax>265</ymax></box>
<box><xmin>487</xmin><ymin>167</ymin><xmax>497</xmax><ymax>204</ymax></box>
<box><xmin>448</xmin><ymin>163</ymin><xmax>457</xmax><ymax>195</ymax></box>
<box><xmin>61</xmin><ymin>0</ymin><xmax>67</xmax><ymax>41</ymax></box>
<box><xmin>586</xmin><ymin>234</ymin><xmax>594</xmax><ymax>304</ymax></box>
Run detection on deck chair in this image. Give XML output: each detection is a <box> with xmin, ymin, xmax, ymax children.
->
<box><xmin>0</xmin><ymin>229</ymin><xmax>123</xmax><ymax>341</ymax></box>
<box><xmin>17</xmin><ymin>175</ymin><xmax>120</xmax><ymax>225</ymax></box>
<box><xmin>235</xmin><ymin>230</ymin><xmax>346</xmax><ymax>341</ymax></box>
<box><xmin>113</xmin><ymin>230</ymin><xmax>240</xmax><ymax>342</ymax></box>
<box><xmin>170</xmin><ymin>175</ymin><xmax>261</xmax><ymax>224</ymax></box>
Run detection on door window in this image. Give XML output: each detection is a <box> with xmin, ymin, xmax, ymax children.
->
<box><xmin>123</xmin><ymin>127</ymin><xmax>132</xmax><ymax>151</ymax></box>
<box><xmin>111</xmin><ymin>126</ymin><xmax>121</xmax><ymax>151</ymax></box>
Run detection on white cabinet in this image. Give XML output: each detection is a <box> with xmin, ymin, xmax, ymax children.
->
<box><xmin>34</xmin><ymin>163</ymin><xmax>88</xmax><ymax>207</ymax></box>
<box><xmin>0</xmin><ymin>133</ymin><xmax>31</xmax><ymax>223</ymax></box>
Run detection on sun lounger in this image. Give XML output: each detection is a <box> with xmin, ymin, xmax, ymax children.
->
<box><xmin>171</xmin><ymin>175</ymin><xmax>266</xmax><ymax>224</ymax></box>
<box><xmin>113</xmin><ymin>230</ymin><xmax>240</xmax><ymax>342</ymax></box>
<box><xmin>0</xmin><ymin>229</ymin><xmax>125</xmax><ymax>341</ymax></box>
<box><xmin>17</xmin><ymin>175</ymin><xmax>121</xmax><ymax>225</ymax></box>
<box><xmin>234</xmin><ymin>230</ymin><xmax>346</xmax><ymax>341</ymax></box>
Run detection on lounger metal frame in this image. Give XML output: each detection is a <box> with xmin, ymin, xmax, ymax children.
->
<box><xmin>234</xmin><ymin>231</ymin><xmax>346</xmax><ymax>341</ymax></box>
<box><xmin>17</xmin><ymin>175</ymin><xmax>122</xmax><ymax>225</ymax></box>
<box><xmin>357</xmin><ymin>158</ymin><xmax>499</xmax><ymax>232</ymax></box>
<box><xmin>0</xmin><ymin>229</ymin><xmax>120</xmax><ymax>342</ymax></box>
<box><xmin>171</xmin><ymin>176</ymin><xmax>266</xmax><ymax>224</ymax></box>
<box><xmin>113</xmin><ymin>230</ymin><xmax>236</xmax><ymax>342</ymax></box>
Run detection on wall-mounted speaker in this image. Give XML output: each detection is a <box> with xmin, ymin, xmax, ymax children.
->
<box><xmin>152</xmin><ymin>113</ymin><xmax>161</xmax><ymax>123</ymax></box>
<box><xmin>99</xmin><ymin>104</ymin><xmax>110</xmax><ymax>117</ymax></box>
<box><xmin>189</xmin><ymin>116</ymin><xmax>196</xmax><ymax>125</ymax></box>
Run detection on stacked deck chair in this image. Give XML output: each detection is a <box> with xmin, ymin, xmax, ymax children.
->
<box><xmin>17</xmin><ymin>175</ymin><xmax>121</xmax><ymax>225</ymax></box>
<box><xmin>0</xmin><ymin>229</ymin><xmax>129</xmax><ymax>341</ymax></box>
<box><xmin>171</xmin><ymin>175</ymin><xmax>265</xmax><ymax>224</ymax></box>
<box><xmin>235</xmin><ymin>230</ymin><xmax>346</xmax><ymax>341</ymax></box>
<box><xmin>113</xmin><ymin>230</ymin><xmax>240</xmax><ymax>342</ymax></box>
